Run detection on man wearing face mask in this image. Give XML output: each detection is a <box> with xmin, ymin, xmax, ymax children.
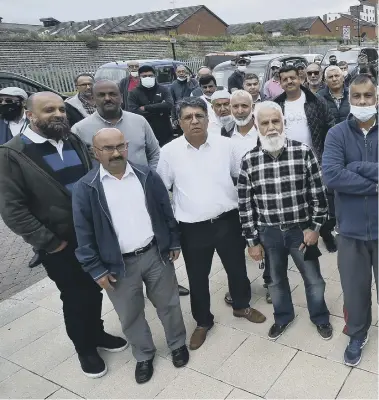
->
<box><xmin>119</xmin><ymin>61</ymin><xmax>140</xmax><ymax>110</ymax></box>
<box><xmin>322</xmin><ymin>75</ymin><xmax>378</xmax><ymax>367</ymax></box>
<box><xmin>128</xmin><ymin>65</ymin><xmax>174</xmax><ymax>147</ymax></box>
<box><xmin>228</xmin><ymin>57</ymin><xmax>250</xmax><ymax>93</ymax></box>
<box><xmin>263</xmin><ymin>60</ymin><xmax>284</xmax><ymax>100</ymax></box>
<box><xmin>0</xmin><ymin>92</ymin><xmax>128</xmax><ymax>378</ymax></box>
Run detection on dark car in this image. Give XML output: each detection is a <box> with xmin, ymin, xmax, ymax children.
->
<box><xmin>0</xmin><ymin>71</ymin><xmax>67</xmax><ymax>98</ymax></box>
<box><xmin>94</xmin><ymin>59</ymin><xmax>194</xmax><ymax>86</ymax></box>
<box><xmin>321</xmin><ymin>46</ymin><xmax>378</xmax><ymax>73</ymax></box>
<box><xmin>213</xmin><ymin>54</ymin><xmax>309</xmax><ymax>93</ymax></box>
<box><xmin>204</xmin><ymin>50</ymin><xmax>266</xmax><ymax>70</ymax></box>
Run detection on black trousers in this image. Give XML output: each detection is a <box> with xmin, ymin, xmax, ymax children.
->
<box><xmin>180</xmin><ymin>210</ymin><xmax>251</xmax><ymax>327</ymax></box>
<box><xmin>42</xmin><ymin>244</ymin><xmax>104</xmax><ymax>355</ymax></box>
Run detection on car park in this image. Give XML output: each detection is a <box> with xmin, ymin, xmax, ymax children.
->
<box><xmin>204</xmin><ymin>50</ymin><xmax>266</xmax><ymax>70</ymax></box>
<box><xmin>302</xmin><ymin>53</ymin><xmax>324</xmax><ymax>64</ymax></box>
<box><xmin>94</xmin><ymin>59</ymin><xmax>194</xmax><ymax>86</ymax></box>
<box><xmin>212</xmin><ymin>54</ymin><xmax>309</xmax><ymax>90</ymax></box>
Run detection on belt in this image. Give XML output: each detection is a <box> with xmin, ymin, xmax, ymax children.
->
<box><xmin>278</xmin><ymin>222</ymin><xmax>309</xmax><ymax>232</ymax></box>
<box><xmin>182</xmin><ymin>209</ymin><xmax>238</xmax><ymax>225</ymax></box>
<box><xmin>122</xmin><ymin>239</ymin><xmax>155</xmax><ymax>258</ymax></box>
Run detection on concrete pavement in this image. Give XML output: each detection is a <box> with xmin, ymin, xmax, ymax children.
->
<box><xmin>0</xmin><ymin>241</ymin><xmax>377</xmax><ymax>399</ymax></box>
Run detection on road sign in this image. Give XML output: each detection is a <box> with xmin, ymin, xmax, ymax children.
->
<box><xmin>342</xmin><ymin>26</ymin><xmax>351</xmax><ymax>40</ymax></box>
<box><xmin>170</xmin><ymin>38</ymin><xmax>177</xmax><ymax>44</ymax></box>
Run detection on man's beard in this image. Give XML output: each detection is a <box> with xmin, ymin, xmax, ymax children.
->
<box><xmin>232</xmin><ymin>110</ymin><xmax>253</xmax><ymax>127</ymax></box>
<box><xmin>217</xmin><ymin>115</ymin><xmax>234</xmax><ymax>130</ymax></box>
<box><xmin>258</xmin><ymin>130</ymin><xmax>286</xmax><ymax>153</ymax></box>
<box><xmin>34</xmin><ymin>116</ymin><xmax>71</xmax><ymax>141</ymax></box>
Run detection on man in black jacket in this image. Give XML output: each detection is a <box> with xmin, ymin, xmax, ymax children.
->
<box><xmin>228</xmin><ymin>57</ymin><xmax>250</xmax><ymax>93</ymax></box>
<box><xmin>274</xmin><ymin>65</ymin><xmax>337</xmax><ymax>253</ymax></box>
<box><xmin>0</xmin><ymin>92</ymin><xmax>127</xmax><ymax>379</ymax></box>
<box><xmin>318</xmin><ymin>66</ymin><xmax>350</xmax><ymax>124</ymax></box>
<box><xmin>128</xmin><ymin>65</ymin><xmax>174</xmax><ymax>147</ymax></box>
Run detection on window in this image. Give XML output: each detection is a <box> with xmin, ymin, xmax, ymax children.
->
<box><xmin>78</xmin><ymin>24</ymin><xmax>91</xmax><ymax>33</ymax></box>
<box><xmin>156</xmin><ymin>66</ymin><xmax>174</xmax><ymax>84</ymax></box>
<box><xmin>336</xmin><ymin>26</ymin><xmax>339</xmax><ymax>31</ymax></box>
<box><xmin>92</xmin><ymin>23</ymin><xmax>106</xmax><ymax>31</ymax></box>
<box><xmin>50</xmin><ymin>28</ymin><xmax>64</xmax><ymax>35</ymax></box>
<box><xmin>128</xmin><ymin>18</ymin><xmax>143</xmax><ymax>26</ymax></box>
<box><xmin>164</xmin><ymin>13</ymin><xmax>179</xmax><ymax>22</ymax></box>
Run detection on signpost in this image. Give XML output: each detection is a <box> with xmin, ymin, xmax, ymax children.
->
<box><xmin>170</xmin><ymin>37</ymin><xmax>177</xmax><ymax>60</ymax></box>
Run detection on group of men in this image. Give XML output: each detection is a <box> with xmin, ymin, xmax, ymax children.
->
<box><xmin>0</xmin><ymin>52</ymin><xmax>377</xmax><ymax>386</ymax></box>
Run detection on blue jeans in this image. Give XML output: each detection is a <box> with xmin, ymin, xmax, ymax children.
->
<box><xmin>259</xmin><ymin>225</ymin><xmax>329</xmax><ymax>326</ymax></box>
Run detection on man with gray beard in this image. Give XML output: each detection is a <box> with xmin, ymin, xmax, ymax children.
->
<box><xmin>237</xmin><ymin>101</ymin><xmax>332</xmax><ymax>341</ymax></box>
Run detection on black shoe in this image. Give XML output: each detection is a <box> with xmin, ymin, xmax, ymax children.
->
<box><xmin>78</xmin><ymin>352</ymin><xmax>107</xmax><ymax>378</ymax></box>
<box><xmin>268</xmin><ymin>320</ymin><xmax>294</xmax><ymax>340</ymax></box>
<box><xmin>135</xmin><ymin>357</ymin><xmax>154</xmax><ymax>384</ymax></box>
<box><xmin>28</xmin><ymin>252</ymin><xmax>42</xmax><ymax>268</ymax></box>
<box><xmin>178</xmin><ymin>284</ymin><xmax>190</xmax><ymax>296</ymax></box>
<box><xmin>316</xmin><ymin>323</ymin><xmax>333</xmax><ymax>340</ymax></box>
<box><xmin>265</xmin><ymin>289</ymin><xmax>272</xmax><ymax>304</ymax></box>
<box><xmin>172</xmin><ymin>345</ymin><xmax>189</xmax><ymax>368</ymax></box>
<box><xmin>224</xmin><ymin>292</ymin><xmax>233</xmax><ymax>306</ymax></box>
<box><xmin>322</xmin><ymin>234</ymin><xmax>337</xmax><ymax>253</ymax></box>
<box><xmin>97</xmin><ymin>332</ymin><xmax>129</xmax><ymax>352</ymax></box>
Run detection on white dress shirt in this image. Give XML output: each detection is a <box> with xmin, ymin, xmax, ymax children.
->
<box><xmin>23</xmin><ymin>126</ymin><xmax>65</xmax><ymax>160</ymax></box>
<box><xmin>230</xmin><ymin>125</ymin><xmax>258</xmax><ymax>176</ymax></box>
<box><xmin>8</xmin><ymin>112</ymin><xmax>27</xmax><ymax>137</ymax></box>
<box><xmin>100</xmin><ymin>164</ymin><xmax>154</xmax><ymax>253</ymax></box>
<box><xmin>157</xmin><ymin>135</ymin><xmax>237</xmax><ymax>223</ymax></box>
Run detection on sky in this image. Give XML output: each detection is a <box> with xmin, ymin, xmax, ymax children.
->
<box><xmin>0</xmin><ymin>0</ymin><xmax>358</xmax><ymax>25</ymax></box>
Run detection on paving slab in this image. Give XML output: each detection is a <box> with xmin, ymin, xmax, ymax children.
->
<box><xmin>0</xmin><ymin>298</ymin><xmax>37</xmax><ymax>328</ymax></box>
<box><xmin>0</xmin><ymin>356</ymin><xmax>21</xmax><ymax>384</ymax></box>
<box><xmin>47</xmin><ymin>388</ymin><xmax>83</xmax><ymax>399</ymax></box>
<box><xmin>226</xmin><ymin>388</ymin><xmax>263</xmax><ymax>399</ymax></box>
<box><xmin>337</xmin><ymin>368</ymin><xmax>378</xmax><ymax>399</ymax></box>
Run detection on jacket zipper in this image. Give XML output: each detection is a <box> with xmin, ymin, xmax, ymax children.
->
<box><xmin>364</xmin><ymin>135</ymin><xmax>371</xmax><ymax>241</ymax></box>
<box><xmin>94</xmin><ymin>186</ymin><xmax>127</xmax><ymax>276</ymax></box>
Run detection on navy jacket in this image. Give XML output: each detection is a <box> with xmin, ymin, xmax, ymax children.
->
<box><xmin>322</xmin><ymin>116</ymin><xmax>378</xmax><ymax>241</ymax></box>
<box><xmin>72</xmin><ymin>163</ymin><xmax>181</xmax><ymax>280</ymax></box>
<box><xmin>317</xmin><ymin>87</ymin><xmax>351</xmax><ymax>124</ymax></box>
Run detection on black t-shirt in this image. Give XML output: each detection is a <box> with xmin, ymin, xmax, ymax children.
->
<box><xmin>228</xmin><ymin>71</ymin><xmax>244</xmax><ymax>93</ymax></box>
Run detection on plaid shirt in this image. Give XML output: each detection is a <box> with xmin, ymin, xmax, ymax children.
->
<box><xmin>237</xmin><ymin>139</ymin><xmax>328</xmax><ymax>247</ymax></box>
<box><xmin>78</xmin><ymin>93</ymin><xmax>96</xmax><ymax>115</ymax></box>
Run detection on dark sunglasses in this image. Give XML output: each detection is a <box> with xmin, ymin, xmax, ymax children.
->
<box><xmin>0</xmin><ymin>98</ymin><xmax>19</xmax><ymax>104</ymax></box>
<box><xmin>307</xmin><ymin>71</ymin><xmax>320</xmax><ymax>76</ymax></box>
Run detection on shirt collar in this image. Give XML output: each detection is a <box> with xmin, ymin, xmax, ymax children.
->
<box><xmin>100</xmin><ymin>163</ymin><xmax>134</xmax><ymax>181</ymax></box>
<box><xmin>232</xmin><ymin>124</ymin><xmax>256</xmax><ymax>138</ymax></box>
<box><xmin>22</xmin><ymin>126</ymin><xmax>63</xmax><ymax>146</ymax></box>
<box><xmin>182</xmin><ymin>134</ymin><xmax>212</xmax><ymax>150</ymax></box>
<box><xmin>95</xmin><ymin>110</ymin><xmax>124</xmax><ymax>125</ymax></box>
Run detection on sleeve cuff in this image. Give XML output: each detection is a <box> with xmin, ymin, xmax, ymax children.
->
<box><xmin>89</xmin><ymin>266</ymin><xmax>109</xmax><ymax>281</ymax></box>
<box><xmin>310</xmin><ymin>222</ymin><xmax>322</xmax><ymax>232</ymax></box>
<box><xmin>247</xmin><ymin>237</ymin><xmax>260</xmax><ymax>247</ymax></box>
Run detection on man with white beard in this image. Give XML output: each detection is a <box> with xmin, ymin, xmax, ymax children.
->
<box><xmin>208</xmin><ymin>90</ymin><xmax>234</xmax><ymax>136</ymax></box>
<box><xmin>237</xmin><ymin>101</ymin><xmax>332</xmax><ymax>341</ymax></box>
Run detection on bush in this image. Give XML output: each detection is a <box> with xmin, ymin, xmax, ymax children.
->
<box><xmin>78</xmin><ymin>34</ymin><xmax>99</xmax><ymax>49</ymax></box>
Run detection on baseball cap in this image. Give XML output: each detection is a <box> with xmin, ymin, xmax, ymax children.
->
<box><xmin>0</xmin><ymin>87</ymin><xmax>28</xmax><ymax>100</ymax></box>
<box><xmin>271</xmin><ymin>60</ymin><xmax>282</xmax><ymax>69</ymax></box>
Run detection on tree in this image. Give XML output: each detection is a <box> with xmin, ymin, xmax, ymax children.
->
<box><xmin>282</xmin><ymin>22</ymin><xmax>298</xmax><ymax>36</ymax></box>
<box><xmin>248</xmin><ymin>23</ymin><xmax>265</xmax><ymax>35</ymax></box>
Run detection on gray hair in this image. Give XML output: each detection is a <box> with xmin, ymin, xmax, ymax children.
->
<box><xmin>254</xmin><ymin>101</ymin><xmax>284</xmax><ymax>123</ymax></box>
<box><xmin>324</xmin><ymin>66</ymin><xmax>342</xmax><ymax>78</ymax></box>
<box><xmin>230</xmin><ymin>89</ymin><xmax>253</xmax><ymax>104</ymax></box>
<box><xmin>176</xmin><ymin>97</ymin><xmax>208</xmax><ymax>119</ymax></box>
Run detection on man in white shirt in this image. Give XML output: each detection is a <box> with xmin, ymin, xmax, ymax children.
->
<box><xmin>73</xmin><ymin>128</ymin><xmax>188</xmax><ymax>384</ymax></box>
<box><xmin>157</xmin><ymin>97</ymin><xmax>266</xmax><ymax>351</ymax></box>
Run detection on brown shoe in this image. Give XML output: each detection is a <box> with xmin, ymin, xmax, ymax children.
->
<box><xmin>233</xmin><ymin>307</ymin><xmax>266</xmax><ymax>323</ymax></box>
<box><xmin>189</xmin><ymin>325</ymin><xmax>213</xmax><ymax>350</ymax></box>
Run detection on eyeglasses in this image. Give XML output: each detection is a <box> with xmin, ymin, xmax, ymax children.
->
<box><xmin>0</xmin><ymin>98</ymin><xmax>18</xmax><ymax>104</ymax></box>
<box><xmin>180</xmin><ymin>113</ymin><xmax>206</xmax><ymax>122</ymax></box>
<box><xmin>307</xmin><ymin>71</ymin><xmax>320</xmax><ymax>76</ymax></box>
<box><xmin>94</xmin><ymin>144</ymin><xmax>128</xmax><ymax>154</ymax></box>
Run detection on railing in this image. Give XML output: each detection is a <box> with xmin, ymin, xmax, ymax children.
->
<box><xmin>12</xmin><ymin>58</ymin><xmax>205</xmax><ymax>93</ymax></box>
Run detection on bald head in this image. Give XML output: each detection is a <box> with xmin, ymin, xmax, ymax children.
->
<box><xmin>93</xmin><ymin>80</ymin><xmax>122</xmax><ymax>118</ymax></box>
<box><xmin>197</xmin><ymin>67</ymin><xmax>212</xmax><ymax>78</ymax></box>
<box><xmin>93</xmin><ymin>127</ymin><xmax>124</xmax><ymax>146</ymax></box>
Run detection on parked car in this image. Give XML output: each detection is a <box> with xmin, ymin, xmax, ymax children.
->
<box><xmin>321</xmin><ymin>46</ymin><xmax>378</xmax><ymax>73</ymax></box>
<box><xmin>302</xmin><ymin>53</ymin><xmax>324</xmax><ymax>64</ymax></box>
<box><xmin>213</xmin><ymin>54</ymin><xmax>309</xmax><ymax>91</ymax></box>
<box><xmin>94</xmin><ymin>59</ymin><xmax>194</xmax><ymax>86</ymax></box>
<box><xmin>204</xmin><ymin>50</ymin><xmax>266</xmax><ymax>70</ymax></box>
<box><xmin>0</xmin><ymin>71</ymin><xmax>67</xmax><ymax>98</ymax></box>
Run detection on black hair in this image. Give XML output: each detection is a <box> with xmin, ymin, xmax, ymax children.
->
<box><xmin>138</xmin><ymin>65</ymin><xmax>156</xmax><ymax>75</ymax></box>
<box><xmin>198</xmin><ymin>75</ymin><xmax>217</xmax><ymax>86</ymax></box>
<box><xmin>355</xmin><ymin>67</ymin><xmax>378</xmax><ymax>85</ymax></box>
<box><xmin>278</xmin><ymin>65</ymin><xmax>299</xmax><ymax>79</ymax></box>
<box><xmin>74</xmin><ymin>73</ymin><xmax>94</xmax><ymax>85</ymax></box>
<box><xmin>176</xmin><ymin>97</ymin><xmax>208</xmax><ymax>119</ymax></box>
<box><xmin>351</xmin><ymin>73</ymin><xmax>377</xmax><ymax>88</ymax></box>
<box><xmin>244</xmin><ymin>73</ymin><xmax>259</xmax><ymax>82</ymax></box>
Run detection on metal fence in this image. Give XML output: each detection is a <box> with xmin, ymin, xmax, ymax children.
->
<box><xmin>13</xmin><ymin>58</ymin><xmax>205</xmax><ymax>94</ymax></box>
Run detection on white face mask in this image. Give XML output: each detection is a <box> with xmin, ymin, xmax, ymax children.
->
<box><xmin>350</xmin><ymin>105</ymin><xmax>377</xmax><ymax>122</ymax></box>
<box><xmin>141</xmin><ymin>76</ymin><xmax>156</xmax><ymax>88</ymax></box>
<box><xmin>130</xmin><ymin>71</ymin><xmax>139</xmax><ymax>78</ymax></box>
<box><xmin>237</xmin><ymin>66</ymin><xmax>247</xmax><ymax>73</ymax></box>
<box><xmin>177</xmin><ymin>76</ymin><xmax>187</xmax><ymax>81</ymax></box>
<box><xmin>232</xmin><ymin>110</ymin><xmax>253</xmax><ymax>126</ymax></box>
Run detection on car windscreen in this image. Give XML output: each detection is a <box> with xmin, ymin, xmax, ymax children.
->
<box><xmin>213</xmin><ymin>60</ymin><xmax>269</xmax><ymax>88</ymax></box>
<box><xmin>322</xmin><ymin>50</ymin><xmax>360</xmax><ymax>66</ymax></box>
<box><xmin>94</xmin><ymin>67</ymin><xmax>128</xmax><ymax>83</ymax></box>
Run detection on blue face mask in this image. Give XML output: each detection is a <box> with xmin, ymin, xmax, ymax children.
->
<box><xmin>350</xmin><ymin>105</ymin><xmax>377</xmax><ymax>122</ymax></box>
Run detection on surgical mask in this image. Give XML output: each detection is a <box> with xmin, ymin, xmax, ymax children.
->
<box><xmin>141</xmin><ymin>77</ymin><xmax>156</xmax><ymax>88</ymax></box>
<box><xmin>177</xmin><ymin>76</ymin><xmax>187</xmax><ymax>82</ymax></box>
<box><xmin>0</xmin><ymin>103</ymin><xmax>23</xmax><ymax>121</ymax></box>
<box><xmin>130</xmin><ymin>71</ymin><xmax>138</xmax><ymax>78</ymax></box>
<box><xmin>350</xmin><ymin>105</ymin><xmax>377</xmax><ymax>122</ymax></box>
<box><xmin>237</xmin><ymin>66</ymin><xmax>247</xmax><ymax>73</ymax></box>
<box><xmin>343</xmin><ymin>71</ymin><xmax>348</xmax><ymax>77</ymax></box>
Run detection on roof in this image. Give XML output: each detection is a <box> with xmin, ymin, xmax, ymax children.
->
<box><xmin>263</xmin><ymin>16</ymin><xmax>330</xmax><ymax>32</ymax></box>
<box><xmin>335</xmin><ymin>14</ymin><xmax>378</xmax><ymax>27</ymax></box>
<box><xmin>42</xmin><ymin>5</ymin><xmax>227</xmax><ymax>36</ymax></box>
<box><xmin>0</xmin><ymin>22</ymin><xmax>41</xmax><ymax>33</ymax></box>
<box><xmin>226</xmin><ymin>23</ymin><xmax>260</xmax><ymax>35</ymax></box>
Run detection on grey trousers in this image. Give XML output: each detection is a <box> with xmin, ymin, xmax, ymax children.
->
<box><xmin>107</xmin><ymin>245</ymin><xmax>186</xmax><ymax>361</ymax></box>
<box><xmin>337</xmin><ymin>235</ymin><xmax>378</xmax><ymax>339</ymax></box>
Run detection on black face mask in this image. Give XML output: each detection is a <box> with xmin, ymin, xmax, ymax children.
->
<box><xmin>329</xmin><ymin>60</ymin><xmax>337</xmax><ymax>66</ymax></box>
<box><xmin>0</xmin><ymin>103</ymin><xmax>23</xmax><ymax>122</ymax></box>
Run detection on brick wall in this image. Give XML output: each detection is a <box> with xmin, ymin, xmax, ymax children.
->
<box><xmin>177</xmin><ymin>8</ymin><xmax>227</xmax><ymax>36</ymax></box>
